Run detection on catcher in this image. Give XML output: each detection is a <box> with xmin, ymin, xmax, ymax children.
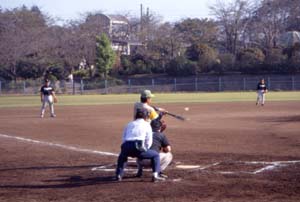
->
<box><xmin>40</xmin><ymin>78</ymin><xmax>57</xmax><ymax>118</ymax></box>
<box><xmin>256</xmin><ymin>78</ymin><xmax>268</xmax><ymax>106</ymax></box>
<box><xmin>136</xmin><ymin>117</ymin><xmax>173</xmax><ymax>179</ymax></box>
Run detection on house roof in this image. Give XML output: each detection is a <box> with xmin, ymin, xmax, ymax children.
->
<box><xmin>106</xmin><ymin>14</ymin><xmax>129</xmax><ymax>24</ymax></box>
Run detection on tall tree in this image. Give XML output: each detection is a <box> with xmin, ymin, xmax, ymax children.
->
<box><xmin>251</xmin><ymin>0</ymin><xmax>289</xmax><ymax>50</ymax></box>
<box><xmin>174</xmin><ymin>18</ymin><xmax>218</xmax><ymax>46</ymax></box>
<box><xmin>95</xmin><ymin>34</ymin><xmax>116</xmax><ymax>79</ymax></box>
<box><xmin>0</xmin><ymin>6</ymin><xmax>49</xmax><ymax>80</ymax></box>
<box><xmin>210</xmin><ymin>0</ymin><xmax>253</xmax><ymax>56</ymax></box>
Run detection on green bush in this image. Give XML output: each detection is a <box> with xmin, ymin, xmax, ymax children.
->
<box><xmin>237</xmin><ymin>48</ymin><xmax>265</xmax><ymax>73</ymax></box>
<box><xmin>166</xmin><ymin>56</ymin><xmax>197</xmax><ymax>76</ymax></box>
<box><xmin>186</xmin><ymin>43</ymin><xmax>218</xmax><ymax>73</ymax></box>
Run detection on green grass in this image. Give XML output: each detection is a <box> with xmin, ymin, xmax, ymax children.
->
<box><xmin>0</xmin><ymin>91</ymin><xmax>299</xmax><ymax>108</ymax></box>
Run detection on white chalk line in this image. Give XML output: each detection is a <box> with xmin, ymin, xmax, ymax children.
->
<box><xmin>172</xmin><ymin>160</ymin><xmax>300</xmax><ymax>175</ymax></box>
<box><xmin>244</xmin><ymin>160</ymin><xmax>300</xmax><ymax>174</ymax></box>
<box><xmin>0</xmin><ymin>133</ymin><xmax>118</xmax><ymax>157</ymax></box>
<box><xmin>198</xmin><ymin>160</ymin><xmax>300</xmax><ymax>175</ymax></box>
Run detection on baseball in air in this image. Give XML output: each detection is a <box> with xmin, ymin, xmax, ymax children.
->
<box><xmin>184</xmin><ymin>107</ymin><xmax>189</xmax><ymax>111</ymax></box>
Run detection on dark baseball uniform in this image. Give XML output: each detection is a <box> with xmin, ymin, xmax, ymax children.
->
<box><xmin>256</xmin><ymin>81</ymin><xmax>268</xmax><ymax>105</ymax></box>
<box><xmin>150</xmin><ymin>132</ymin><xmax>170</xmax><ymax>152</ymax></box>
<box><xmin>40</xmin><ymin>85</ymin><xmax>56</xmax><ymax>117</ymax></box>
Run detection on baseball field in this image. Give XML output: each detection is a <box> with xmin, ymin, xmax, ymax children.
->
<box><xmin>0</xmin><ymin>91</ymin><xmax>300</xmax><ymax>202</ymax></box>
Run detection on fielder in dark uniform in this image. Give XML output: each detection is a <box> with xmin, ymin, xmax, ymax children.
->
<box><xmin>40</xmin><ymin>79</ymin><xmax>57</xmax><ymax>118</ymax></box>
<box><xmin>256</xmin><ymin>78</ymin><xmax>268</xmax><ymax>106</ymax></box>
<box><xmin>136</xmin><ymin>118</ymin><xmax>173</xmax><ymax>178</ymax></box>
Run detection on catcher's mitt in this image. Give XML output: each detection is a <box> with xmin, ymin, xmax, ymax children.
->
<box><xmin>160</xmin><ymin>120</ymin><xmax>167</xmax><ymax>132</ymax></box>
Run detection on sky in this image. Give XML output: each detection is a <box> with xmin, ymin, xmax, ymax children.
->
<box><xmin>1</xmin><ymin>0</ymin><xmax>213</xmax><ymax>23</ymax></box>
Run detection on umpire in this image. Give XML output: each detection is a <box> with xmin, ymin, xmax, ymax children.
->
<box><xmin>115</xmin><ymin>108</ymin><xmax>165</xmax><ymax>182</ymax></box>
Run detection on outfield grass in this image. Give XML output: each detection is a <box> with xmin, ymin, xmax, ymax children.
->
<box><xmin>0</xmin><ymin>91</ymin><xmax>299</xmax><ymax>108</ymax></box>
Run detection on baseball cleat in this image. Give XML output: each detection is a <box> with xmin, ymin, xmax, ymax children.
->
<box><xmin>159</xmin><ymin>172</ymin><xmax>168</xmax><ymax>178</ymax></box>
<box><xmin>51</xmin><ymin>114</ymin><xmax>56</xmax><ymax>118</ymax></box>
<box><xmin>116</xmin><ymin>175</ymin><xmax>122</xmax><ymax>181</ymax></box>
<box><xmin>152</xmin><ymin>176</ymin><xmax>166</xmax><ymax>182</ymax></box>
<box><xmin>40</xmin><ymin>114</ymin><xmax>44</xmax><ymax>118</ymax></box>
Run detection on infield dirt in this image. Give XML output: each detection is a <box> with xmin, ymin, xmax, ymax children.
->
<box><xmin>0</xmin><ymin>101</ymin><xmax>300</xmax><ymax>202</ymax></box>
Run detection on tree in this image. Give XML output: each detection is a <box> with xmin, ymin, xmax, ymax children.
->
<box><xmin>283</xmin><ymin>42</ymin><xmax>300</xmax><ymax>72</ymax></box>
<box><xmin>186</xmin><ymin>43</ymin><xmax>218</xmax><ymax>73</ymax></box>
<box><xmin>237</xmin><ymin>48</ymin><xmax>265</xmax><ymax>73</ymax></box>
<box><xmin>210</xmin><ymin>0</ymin><xmax>253</xmax><ymax>55</ymax></box>
<box><xmin>249</xmin><ymin>0</ymin><xmax>289</xmax><ymax>50</ymax></box>
<box><xmin>285</xmin><ymin>0</ymin><xmax>300</xmax><ymax>31</ymax></box>
<box><xmin>264</xmin><ymin>48</ymin><xmax>287</xmax><ymax>72</ymax></box>
<box><xmin>16</xmin><ymin>59</ymin><xmax>44</xmax><ymax>79</ymax></box>
<box><xmin>214</xmin><ymin>53</ymin><xmax>236</xmax><ymax>73</ymax></box>
<box><xmin>0</xmin><ymin>6</ymin><xmax>49</xmax><ymax>80</ymax></box>
<box><xmin>165</xmin><ymin>56</ymin><xmax>197</xmax><ymax>76</ymax></box>
<box><xmin>144</xmin><ymin>23</ymin><xmax>178</xmax><ymax>73</ymax></box>
<box><xmin>174</xmin><ymin>18</ymin><xmax>218</xmax><ymax>46</ymax></box>
<box><xmin>95</xmin><ymin>34</ymin><xmax>116</xmax><ymax>79</ymax></box>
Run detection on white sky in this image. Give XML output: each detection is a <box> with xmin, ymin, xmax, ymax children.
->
<box><xmin>1</xmin><ymin>0</ymin><xmax>214</xmax><ymax>23</ymax></box>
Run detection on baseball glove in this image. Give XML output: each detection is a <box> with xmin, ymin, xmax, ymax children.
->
<box><xmin>53</xmin><ymin>96</ymin><xmax>58</xmax><ymax>103</ymax></box>
<box><xmin>160</xmin><ymin>119</ymin><xmax>167</xmax><ymax>132</ymax></box>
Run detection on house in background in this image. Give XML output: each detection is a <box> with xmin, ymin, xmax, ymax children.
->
<box><xmin>97</xmin><ymin>14</ymin><xmax>142</xmax><ymax>55</ymax></box>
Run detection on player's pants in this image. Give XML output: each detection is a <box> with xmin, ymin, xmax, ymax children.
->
<box><xmin>116</xmin><ymin>141</ymin><xmax>160</xmax><ymax>177</ymax></box>
<box><xmin>160</xmin><ymin>152</ymin><xmax>173</xmax><ymax>171</ymax></box>
<box><xmin>41</xmin><ymin>95</ymin><xmax>55</xmax><ymax>116</ymax></box>
<box><xmin>256</xmin><ymin>91</ymin><xmax>265</xmax><ymax>105</ymax></box>
<box><xmin>137</xmin><ymin>152</ymin><xmax>173</xmax><ymax>171</ymax></box>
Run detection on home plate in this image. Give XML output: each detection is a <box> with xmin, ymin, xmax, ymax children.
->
<box><xmin>176</xmin><ymin>165</ymin><xmax>201</xmax><ymax>169</ymax></box>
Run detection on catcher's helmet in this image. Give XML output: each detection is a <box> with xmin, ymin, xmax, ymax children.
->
<box><xmin>135</xmin><ymin>108</ymin><xmax>149</xmax><ymax>119</ymax></box>
<box><xmin>151</xmin><ymin>119</ymin><xmax>162</xmax><ymax>132</ymax></box>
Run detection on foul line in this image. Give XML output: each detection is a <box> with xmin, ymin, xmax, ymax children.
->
<box><xmin>244</xmin><ymin>160</ymin><xmax>300</xmax><ymax>174</ymax></box>
<box><xmin>0</xmin><ymin>133</ymin><xmax>118</xmax><ymax>157</ymax></box>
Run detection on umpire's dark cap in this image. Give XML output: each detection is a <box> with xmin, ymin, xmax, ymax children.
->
<box><xmin>151</xmin><ymin>119</ymin><xmax>162</xmax><ymax>132</ymax></box>
<box><xmin>135</xmin><ymin>108</ymin><xmax>149</xmax><ymax>119</ymax></box>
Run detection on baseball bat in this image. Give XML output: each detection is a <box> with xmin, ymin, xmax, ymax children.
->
<box><xmin>165</xmin><ymin>112</ymin><xmax>186</xmax><ymax>121</ymax></box>
<box><xmin>152</xmin><ymin>106</ymin><xmax>186</xmax><ymax>121</ymax></box>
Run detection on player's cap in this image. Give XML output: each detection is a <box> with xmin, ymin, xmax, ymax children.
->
<box><xmin>135</xmin><ymin>108</ymin><xmax>149</xmax><ymax>119</ymax></box>
<box><xmin>44</xmin><ymin>78</ymin><xmax>50</xmax><ymax>82</ymax></box>
<box><xmin>141</xmin><ymin>90</ymin><xmax>155</xmax><ymax>98</ymax></box>
<box><xmin>151</xmin><ymin>119</ymin><xmax>162</xmax><ymax>132</ymax></box>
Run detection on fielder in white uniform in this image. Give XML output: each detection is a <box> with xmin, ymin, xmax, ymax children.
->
<box><xmin>40</xmin><ymin>79</ymin><xmax>57</xmax><ymax>118</ymax></box>
<box><xmin>256</xmin><ymin>78</ymin><xmax>268</xmax><ymax>106</ymax></box>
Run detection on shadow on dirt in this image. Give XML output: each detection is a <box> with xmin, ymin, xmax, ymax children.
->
<box><xmin>0</xmin><ymin>163</ymin><xmax>147</xmax><ymax>189</ymax></box>
<box><xmin>260</xmin><ymin>115</ymin><xmax>300</xmax><ymax>123</ymax></box>
<box><xmin>0</xmin><ymin>164</ymin><xmax>124</xmax><ymax>189</ymax></box>
<box><xmin>0</xmin><ymin>164</ymin><xmax>101</xmax><ymax>172</ymax></box>
<box><xmin>0</xmin><ymin>175</ymin><xmax>118</xmax><ymax>189</ymax></box>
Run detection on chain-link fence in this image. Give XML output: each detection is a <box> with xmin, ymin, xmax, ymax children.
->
<box><xmin>1</xmin><ymin>74</ymin><xmax>300</xmax><ymax>95</ymax></box>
